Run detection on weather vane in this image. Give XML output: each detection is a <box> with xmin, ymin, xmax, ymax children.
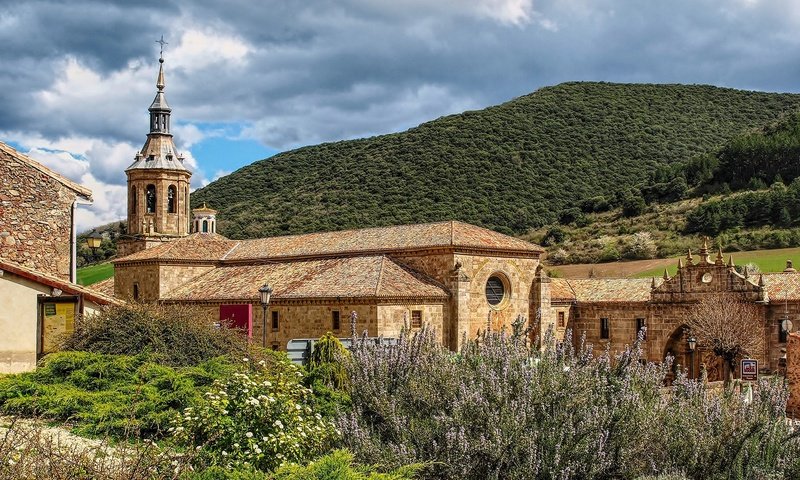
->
<box><xmin>156</xmin><ymin>35</ymin><xmax>168</xmax><ymax>59</ymax></box>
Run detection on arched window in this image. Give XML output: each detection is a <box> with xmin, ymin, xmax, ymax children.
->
<box><xmin>146</xmin><ymin>184</ymin><xmax>156</xmax><ymax>213</ymax></box>
<box><xmin>167</xmin><ymin>185</ymin><xmax>176</xmax><ymax>213</ymax></box>
<box><xmin>202</xmin><ymin>220</ymin><xmax>209</xmax><ymax>233</ymax></box>
<box><xmin>133</xmin><ymin>283</ymin><xmax>140</xmax><ymax>301</ymax></box>
<box><xmin>131</xmin><ymin>187</ymin><xmax>137</xmax><ymax>212</ymax></box>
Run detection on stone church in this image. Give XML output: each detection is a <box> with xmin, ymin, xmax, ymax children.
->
<box><xmin>102</xmin><ymin>57</ymin><xmax>800</xmax><ymax>381</ymax></box>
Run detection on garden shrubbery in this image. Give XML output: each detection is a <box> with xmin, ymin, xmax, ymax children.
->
<box><xmin>339</xmin><ymin>327</ymin><xmax>800</xmax><ymax>479</ymax></box>
<box><xmin>0</xmin><ymin>351</ymin><xmax>234</xmax><ymax>438</ymax></box>
<box><xmin>5</xmin><ymin>300</ymin><xmax>800</xmax><ymax>479</ymax></box>
<box><xmin>63</xmin><ymin>303</ymin><xmax>252</xmax><ymax>367</ymax></box>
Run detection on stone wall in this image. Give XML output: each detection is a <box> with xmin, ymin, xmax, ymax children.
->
<box><xmin>453</xmin><ymin>253</ymin><xmax>540</xmax><ymax>344</ymax></box>
<box><xmin>377</xmin><ymin>303</ymin><xmax>445</xmax><ymax>341</ymax></box>
<box><xmin>0</xmin><ymin>153</ymin><xmax>77</xmax><ymax>280</ymax></box>
<box><xmin>114</xmin><ymin>263</ymin><xmax>160</xmax><ymax>300</ymax></box>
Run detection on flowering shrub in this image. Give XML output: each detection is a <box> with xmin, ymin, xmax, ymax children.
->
<box><xmin>171</xmin><ymin>354</ymin><xmax>336</xmax><ymax>472</ymax></box>
<box><xmin>339</xmin><ymin>327</ymin><xmax>800</xmax><ymax>479</ymax></box>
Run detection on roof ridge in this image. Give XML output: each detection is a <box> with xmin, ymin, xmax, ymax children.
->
<box><xmin>220</xmin><ymin>241</ymin><xmax>242</xmax><ymax>260</ymax></box>
<box><xmin>375</xmin><ymin>255</ymin><xmax>386</xmax><ymax>297</ymax></box>
<box><xmin>0</xmin><ymin>141</ymin><xmax>92</xmax><ymax>199</ymax></box>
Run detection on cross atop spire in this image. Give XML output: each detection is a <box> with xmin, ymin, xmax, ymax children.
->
<box><xmin>156</xmin><ymin>35</ymin><xmax>168</xmax><ymax>60</ymax></box>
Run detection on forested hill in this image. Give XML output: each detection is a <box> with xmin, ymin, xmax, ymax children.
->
<box><xmin>192</xmin><ymin>82</ymin><xmax>800</xmax><ymax>239</ymax></box>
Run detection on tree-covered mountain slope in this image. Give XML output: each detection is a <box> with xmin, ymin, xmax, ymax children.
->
<box><xmin>191</xmin><ymin>82</ymin><xmax>800</xmax><ymax>239</ymax></box>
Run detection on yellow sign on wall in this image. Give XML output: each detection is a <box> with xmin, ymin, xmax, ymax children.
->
<box><xmin>41</xmin><ymin>302</ymin><xmax>76</xmax><ymax>353</ymax></box>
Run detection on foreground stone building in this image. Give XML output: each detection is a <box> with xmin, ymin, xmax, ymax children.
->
<box><xmin>0</xmin><ymin>143</ymin><xmax>117</xmax><ymax>373</ymax></box>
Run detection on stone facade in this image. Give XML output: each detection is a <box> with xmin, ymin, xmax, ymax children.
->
<box><xmin>0</xmin><ymin>142</ymin><xmax>92</xmax><ymax>280</ymax></box>
<box><xmin>113</xmin><ymin>222</ymin><xmax>545</xmax><ymax>350</ymax></box>
<box><xmin>548</xmin><ymin>243</ymin><xmax>796</xmax><ymax>381</ymax></box>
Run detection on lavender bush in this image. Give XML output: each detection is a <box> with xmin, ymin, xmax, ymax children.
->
<box><xmin>339</xmin><ymin>327</ymin><xmax>800</xmax><ymax>479</ymax></box>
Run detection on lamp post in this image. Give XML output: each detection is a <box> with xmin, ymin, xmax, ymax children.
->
<box><xmin>86</xmin><ymin>230</ymin><xmax>103</xmax><ymax>263</ymax></box>
<box><xmin>258</xmin><ymin>283</ymin><xmax>273</xmax><ymax>348</ymax></box>
<box><xmin>687</xmin><ymin>335</ymin><xmax>697</xmax><ymax>379</ymax></box>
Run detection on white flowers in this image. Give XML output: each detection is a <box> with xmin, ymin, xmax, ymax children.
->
<box><xmin>245</xmin><ymin>432</ymin><xmax>253</xmax><ymax>438</ymax></box>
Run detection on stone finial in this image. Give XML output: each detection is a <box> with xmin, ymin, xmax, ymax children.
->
<box><xmin>651</xmin><ymin>277</ymin><xmax>657</xmax><ymax>290</ymax></box>
<box><xmin>663</xmin><ymin>269</ymin><xmax>670</xmax><ymax>281</ymax></box>
<box><xmin>715</xmin><ymin>247</ymin><xmax>724</xmax><ymax>266</ymax></box>
<box><xmin>699</xmin><ymin>237</ymin><xmax>710</xmax><ymax>263</ymax></box>
<box><xmin>759</xmin><ymin>274</ymin><xmax>765</xmax><ymax>287</ymax></box>
<box><xmin>678</xmin><ymin>257</ymin><xmax>684</xmax><ymax>269</ymax></box>
<box><xmin>686</xmin><ymin>248</ymin><xmax>693</xmax><ymax>265</ymax></box>
<box><xmin>785</xmin><ymin>260</ymin><xmax>797</xmax><ymax>273</ymax></box>
<box><xmin>727</xmin><ymin>255</ymin><xmax>734</xmax><ymax>268</ymax></box>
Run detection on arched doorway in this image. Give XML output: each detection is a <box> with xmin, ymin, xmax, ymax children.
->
<box><xmin>663</xmin><ymin>326</ymin><xmax>723</xmax><ymax>382</ymax></box>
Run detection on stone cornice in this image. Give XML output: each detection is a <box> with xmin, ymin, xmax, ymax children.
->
<box><xmin>161</xmin><ymin>295</ymin><xmax>449</xmax><ymax>306</ymax></box>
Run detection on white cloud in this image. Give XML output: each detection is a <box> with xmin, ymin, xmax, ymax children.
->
<box><xmin>24</xmin><ymin>147</ymin><xmax>90</xmax><ymax>180</ymax></box>
<box><xmin>169</xmin><ymin>29</ymin><xmax>251</xmax><ymax>71</ymax></box>
<box><xmin>74</xmin><ymin>173</ymin><xmax>127</xmax><ymax>231</ymax></box>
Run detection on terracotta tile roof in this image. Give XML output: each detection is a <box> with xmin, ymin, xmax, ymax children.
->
<box><xmin>762</xmin><ymin>273</ymin><xmax>800</xmax><ymax>301</ymax></box>
<box><xmin>0</xmin><ymin>141</ymin><xmax>92</xmax><ymax>199</ymax></box>
<box><xmin>0</xmin><ymin>258</ymin><xmax>121</xmax><ymax>305</ymax></box>
<box><xmin>114</xmin><ymin>233</ymin><xmax>238</xmax><ymax>263</ymax></box>
<box><xmin>162</xmin><ymin>255</ymin><xmax>449</xmax><ymax>302</ymax></box>
<box><xmin>89</xmin><ymin>276</ymin><xmax>116</xmax><ymax>298</ymax></box>
<box><xmin>115</xmin><ymin>221</ymin><xmax>542</xmax><ymax>264</ymax></box>
<box><xmin>224</xmin><ymin>220</ymin><xmax>542</xmax><ymax>261</ymax></box>
<box><xmin>550</xmin><ymin>278</ymin><xmax>659</xmax><ymax>303</ymax></box>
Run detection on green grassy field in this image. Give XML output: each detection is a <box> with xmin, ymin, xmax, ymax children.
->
<box><xmin>636</xmin><ymin>247</ymin><xmax>800</xmax><ymax>278</ymax></box>
<box><xmin>77</xmin><ymin>262</ymin><xmax>114</xmax><ymax>286</ymax></box>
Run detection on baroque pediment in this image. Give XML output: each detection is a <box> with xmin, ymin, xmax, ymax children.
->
<box><xmin>650</xmin><ymin>241</ymin><xmax>765</xmax><ymax>303</ymax></box>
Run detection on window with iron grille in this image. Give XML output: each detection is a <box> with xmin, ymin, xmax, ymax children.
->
<box><xmin>600</xmin><ymin>317</ymin><xmax>610</xmax><ymax>339</ymax></box>
<box><xmin>411</xmin><ymin>310</ymin><xmax>422</xmax><ymax>328</ymax></box>
<box><xmin>271</xmin><ymin>311</ymin><xmax>279</xmax><ymax>331</ymax></box>
<box><xmin>558</xmin><ymin>311</ymin><xmax>565</xmax><ymax>328</ymax></box>
<box><xmin>332</xmin><ymin>311</ymin><xmax>341</xmax><ymax>331</ymax></box>
<box><xmin>636</xmin><ymin>318</ymin><xmax>646</xmax><ymax>340</ymax></box>
<box><xmin>486</xmin><ymin>276</ymin><xmax>506</xmax><ymax>306</ymax></box>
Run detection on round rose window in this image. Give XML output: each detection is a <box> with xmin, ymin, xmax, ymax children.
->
<box><xmin>486</xmin><ymin>276</ymin><xmax>506</xmax><ymax>306</ymax></box>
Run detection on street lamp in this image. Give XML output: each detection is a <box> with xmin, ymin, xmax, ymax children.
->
<box><xmin>687</xmin><ymin>335</ymin><xmax>697</xmax><ymax>379</ymax></box>
<box><xmin>258</xmin><ymin>283</ymin><xmax>273</xmax><ymax>348</ymax></box>
<box><xmin>87</xmin><ymin>230</ymin><xmax>103</xmax><ymax>263</ymax></box>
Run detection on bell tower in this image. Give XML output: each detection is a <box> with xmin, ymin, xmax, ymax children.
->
<box><xmin>117</xmin><ymin>47</ymin><xmax>192</xmax><ymax>257</ymax></box>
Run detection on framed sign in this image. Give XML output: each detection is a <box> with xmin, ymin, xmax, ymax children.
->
<box><xmin>38</xmin><ymin>295</ymin><xmax>79</xmax><ymax>356</ymax></box>
<box><xmin>741</xmin><ymin>358</ymin><xmax>758</xmax><ymax>381</ymax></box>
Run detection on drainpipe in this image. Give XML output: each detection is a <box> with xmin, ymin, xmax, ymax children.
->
<box><xmin>71</xmin><ymin>197</ymin><xmax>93</xmax><ymax>283</ymax></box>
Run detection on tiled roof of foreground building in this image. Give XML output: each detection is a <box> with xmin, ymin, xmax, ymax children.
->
<box><xmin>552</xmin><ymin>272</ymin><xmax>800</xmax><ymax>303</ymax></box>
<box><xmin>0</xmin><ymin>258</ymin><xmax>120</xmax><ymax>306</ymax></box>
<box><xmin>162</xmin><ymin>255</ymin><xmax>449</xmax><ymax>302</ymax></box>
<box><xmin>115</xmin><ymin>221</ymin><xmax>543</xmax><ymax>264</ymax></box>
<box><xmin>551</xmin><ymin>278</ymin><xmax>660</xmax><ymax>303</ymax></box>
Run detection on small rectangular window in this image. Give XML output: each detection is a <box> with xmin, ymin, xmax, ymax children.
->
<box><xmin>636</xmin><ymin>318</ymin><xmax>646</xmax><ymax>340</ymax></box>
<box><xmin>271</xmin><ymin>311</ymin><xmax>279</xmax><ymax>331</ymax></box>
<box><xmin>332</xmin><ymin>311</ymin><xmax>341</xmax><ymax>331</ymax></box>
<box><xmin>411</xmin><ymin>310</ymin><xmax>422</xmax><ymax>329</ymax></box>
<box><xmin>557</xmin><ymin>311</ymin><xmax>565</xmax><ymax>328</ymax></box>
<box><xmin>133</xmin><ymin>283</ymin><xmax>139</xmax><ymax>301</ymax></box>
<box><xmin>600</xmin><ymin>317</ymin><xmax>610</xmax><ymax>340</ymax></box>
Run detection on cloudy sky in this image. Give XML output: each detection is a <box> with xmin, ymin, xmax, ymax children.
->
<box><xmin>2</xmin><ymin>0</ymin><xmax>800</xmax><ymax>230</ymax></box>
